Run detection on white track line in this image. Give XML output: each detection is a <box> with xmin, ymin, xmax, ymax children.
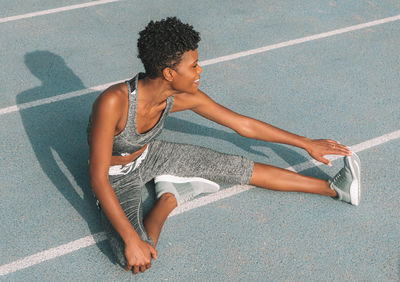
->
<box><xmin>1</xmin><ymin>129</ymin><xmax>400</xmax><ymax>276</ymax></box>
<box><xmin>0</xmin><ymin>0</ymin><xmax>121</xmax><ymax>24</ymax></box>
<box><xmin>200</xmin><ymin>14</ymin><xmax>400</xmax><ymax>66</ymax></box>
<box><xmin>51</xmin><ymin>147</ymin><xmax>84</xmax><ymax>199</ymax></box>
<box><xmin>0</xmin><ymin>81</ymin><xmax>120</xmax><ymax>115</ymax></box>
<box><xmin>1</xmin><ymin>14</ymin><xmax>400</xmax><ymax>276</ymax></box>
<box><xmin>1</xmin><ymin>14</ymin><xmax>400</xmax><ymax>116</ymax></box>
<box><xmin>0</xmin><ymin>233</ymin><xmax>108</xmax><ymax>276</ymax></box>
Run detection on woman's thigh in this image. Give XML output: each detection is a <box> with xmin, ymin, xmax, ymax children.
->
<box><xmin>140</xmin><ymin>140</ymin><xmax>254</xmax><ymax>185</ymax></box>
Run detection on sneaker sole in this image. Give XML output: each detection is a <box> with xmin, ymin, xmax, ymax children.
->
<box><xmin>154</xmin><ymin>175</ymin><xmax>220</xmax><ymax>192</ymax></box>
<box><xmin>346</xmin><ymin>153</ymin><xmax>361</xmax><ymax>206</ymax></box>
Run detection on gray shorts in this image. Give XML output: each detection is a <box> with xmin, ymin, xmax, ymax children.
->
<box><xmin>100</xmin><ymin>139</ymin><xmax>254</xmax><ymax>266</ymax></box>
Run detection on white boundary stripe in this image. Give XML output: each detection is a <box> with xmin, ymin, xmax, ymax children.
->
<box><xmin>51</xmin><ymin>147</ymin><xmax>84</xmax><ymax>199</ymax></box>
<box><xmin>170</xmin><ymin>185</ymin><xmax>252</xmax><ymax>217</ymax></box>
<box><xmin>0</xmin><ymin>0</ymin><xmax>121</xmax><ymax>24</ymax></box>
<box><xmin>1</xmin><ymin>14</ymin><xmax>399</xmax><ymax>116</ymax></box>
<box><xmin>0</xmin><ymin>81</ymin><xmax>120</xmax><ymax>115</ymax></box>
<box><xmin>200</xmin><ymin>14</ymin><xmax>400</xmax><ymax>67</ymax></box>
<box><xmin>1</xmin><ymin>129</ymin><xmax>399</xmax><ymax>276</ymax></box>
<box><xmin>0</xmin><ymin>233</ymin><xmax>107</xmax><ymax>276</ymax></box>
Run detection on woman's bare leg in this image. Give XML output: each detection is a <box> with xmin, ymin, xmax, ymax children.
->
<box><xmin>143</xmin><ymin>162</ymin><xmax>337</xmax><ymax>247</ymax></box>
<box><xmin>250</xmin><ymin>163</ymin><xmax>337</xmax><ymax>197</ymax></box>
<box><xmin>143</xmin><ymin>193</ymin><xmax>177</xmax><ymax>247</ymax></box>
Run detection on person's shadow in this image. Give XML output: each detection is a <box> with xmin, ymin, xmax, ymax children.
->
<box><xmin>17</xmin><ymin>50</ymin><xmax>330</xmax><ymax>265</ymax></box>
<box><xmin>17</xmin><ymin>50</ymin><xmax>118</xmax><ymax>263</ymax></box>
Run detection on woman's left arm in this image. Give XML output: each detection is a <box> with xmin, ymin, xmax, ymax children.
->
<box><xmin>174</xmin><ymin>89</ymin><xmax>351</xmax><ymax>165</ymax></box>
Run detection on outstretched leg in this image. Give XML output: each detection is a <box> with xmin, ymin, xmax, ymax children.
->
<box><xmin>250</xmin><ymin>163</ymin><xmax>337</xmax><ymax>197</ymax></box>
<box><xmin>143</xmin><ymin>163</ymin><xmax>337</xmax><ymax>246</ymax></box>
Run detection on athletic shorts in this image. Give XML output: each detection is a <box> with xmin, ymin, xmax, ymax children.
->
<box><xmin>99</xmin><ymin>139</ymin><xmax>254</xmax><ymax>266</ymax></box>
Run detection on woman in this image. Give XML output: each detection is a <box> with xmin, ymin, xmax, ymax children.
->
<box><xmin>87</xmin><ymin>17</ymin><xmax>361</xmax><ymax>274</ymax></box>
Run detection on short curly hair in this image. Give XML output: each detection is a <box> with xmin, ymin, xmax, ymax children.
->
<box><xmin>137</xmin><ymin>17</ymin><xmax>201</xmax><ymax>78</ymax></box>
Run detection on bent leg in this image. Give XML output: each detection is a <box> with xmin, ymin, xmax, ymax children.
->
<box><xmin>250</xmin><ymin>162</ymin><xmax>337</xmax><ymax>197</ymax></box>
<box><xmin>101</xmin><ymin>174</ymin><xmax>154</xmax><ymax>267</ymax></box>
<box><xmin>138</xmin><ymin>140</ymin><xmax>254</xmax><ymax>246</ymax></box>
<box><xmin>143</xmin><ymin>193</ymin><xmax>177</xmax><ymax>246</ymax></box>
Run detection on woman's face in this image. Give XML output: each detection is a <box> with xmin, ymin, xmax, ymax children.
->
<box><xmin>170</xmin><ymin>49</ymin><xmax>202</xmax><ymax>93</ymax></box>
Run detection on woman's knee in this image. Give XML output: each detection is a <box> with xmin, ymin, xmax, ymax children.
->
<box><xmin>158</xmin><ymin>192</ymin><xmax>178</xmax><ymax>208</ymax></box>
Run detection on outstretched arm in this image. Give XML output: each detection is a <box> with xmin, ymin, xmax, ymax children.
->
<box><xmin>172</xmin><ymin>89</ymin><xmax>351</xmax><ymax>165</ymax></box>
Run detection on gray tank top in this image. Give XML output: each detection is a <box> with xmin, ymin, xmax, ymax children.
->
<box><xmin>87</xmin><ymin>73</ymin><xmax>174</xmax><ymax>156</ymax></box>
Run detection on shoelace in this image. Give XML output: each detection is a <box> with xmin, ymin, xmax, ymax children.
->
<box><xmin>332</xmin><ymin>168</ymin><xmax>347</xmax><ymax>187</ymax></box>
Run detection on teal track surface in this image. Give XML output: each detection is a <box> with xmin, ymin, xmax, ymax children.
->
<box><xmin>1</xmin><ymin>1</ymin><xmax>399</xmax><ymax>281</ymax></box>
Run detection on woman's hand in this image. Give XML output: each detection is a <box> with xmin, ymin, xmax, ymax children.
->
<box><xmin>305</xmin><ymin>139</ymin><xmax>352</xmax><ymax>166</ymax></box>
<box><xmin>124</xmin><ymin>239</ymin><xmax>158</xmax><ymax>274</ymax></box>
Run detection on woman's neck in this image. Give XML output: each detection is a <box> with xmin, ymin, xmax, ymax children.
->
<box><xmin>138</xmin><ymin>76</ymin><xmax>176</xmax><ymax>107</ymax></box>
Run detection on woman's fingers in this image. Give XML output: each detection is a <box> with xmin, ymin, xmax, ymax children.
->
<box><xmin>330</xmin><ymin>143</ymin><xmax>352</xmax><ymax>155</ymax></box>
<box><xmin>315</xmin><ymin>139</ymin><xmax>352</xmax><ymax>155</ymax></box>
<box><xmin>315</xmin><ymin>155</ymin><xmax>331</xmax><ymax>166</ymax></box>
<box><xmin>126</xmin><ymin>264</ymin><xmax>149</xmax><ymax>275</ymax></box>
<box><xmin>309</xmin><ymin>139</ymin><xmax>353</xmax><ymax>166</ymax></box>
<box><xmin>149</xmin><ymin>244</ymin><xmax>158</xmax><ymax>260</ymax></box>
<box><xmin>125</xmin><ymin>263</ymin><xmax>132</xmax><ymax>272</ymax></box>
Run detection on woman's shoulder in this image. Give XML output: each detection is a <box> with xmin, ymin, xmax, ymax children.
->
<box><xmin>171</xmin><ymin>89</ymin><xmax>211</xmax><ymax>112</ymax></box>
<box><xmin>89</xmin><ymin>82</ymin><xmax>129</xmax><ymax>125</ymax></box>
<box><xmin>97</xmin><ymin>82</ymin><xmax>128</xmax><ymax>104</ymax></box>
<box><xmin>93</xmin><ymin>83</ymin><xmax>128</xmax><ymax>111</ymax></box>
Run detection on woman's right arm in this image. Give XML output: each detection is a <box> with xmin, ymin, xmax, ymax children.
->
<box><xmin>89</xmin><ymin>89</ymin><xmax>157</xmax><ymax>274</ymax></box>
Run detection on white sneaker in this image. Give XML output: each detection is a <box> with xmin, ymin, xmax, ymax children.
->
<box><xmin>154</xmin><ymin>175</ymin><xmax>220</xmax><ymax>205</ymax></box>
<box><xmin>329</xmin><ymin>153</ymin><xmax>361</xmax><ymax>206</ymax></box>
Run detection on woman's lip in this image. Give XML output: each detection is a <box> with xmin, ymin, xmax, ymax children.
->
<box><xmin>194</xmin><ymin>79</ymin><xmax>200</xmax><ymax>85</ymax></box>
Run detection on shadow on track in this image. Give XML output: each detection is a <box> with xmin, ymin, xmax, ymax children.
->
<box><xmin>16</xmin><ymin>50</ymin><xmax>116</xmax><ymax>263</ymax></box>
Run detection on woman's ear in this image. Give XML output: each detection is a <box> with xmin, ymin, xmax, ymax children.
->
<box><xmin>162</xmin><ymin>67</ymin><xmax>175</xmax><ymax>82</ymax></box>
